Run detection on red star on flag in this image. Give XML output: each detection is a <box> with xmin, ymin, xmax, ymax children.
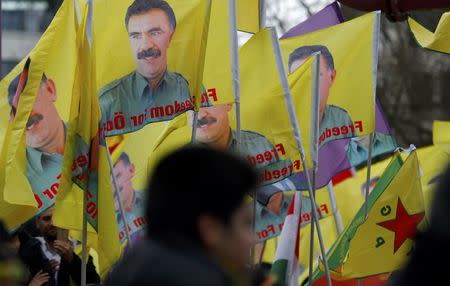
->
<box><xmin>377</xmin><ymin>198</ymin><xmax>424</xmax><ymax>254</ymax></box>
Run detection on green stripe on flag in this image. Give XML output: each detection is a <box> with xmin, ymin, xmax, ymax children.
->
<box><xmin>271</xmin><ymin>259</ymin><xmax>289</xmax><ymax>286</ymax></box>
<box><xmin>313</xmin><ymin>153</ymin><xmax>404</xmax><ymax>281</ymax></box>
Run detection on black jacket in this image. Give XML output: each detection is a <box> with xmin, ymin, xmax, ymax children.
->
<box><xmin>104</xmin><ymin>235</ymin><xmax>235</xmax><ymax>286</ymax></box>
<box><xmin>18</xmin><ymin>232</ymin><xmax>100</xmax><ymax>286</ymax></box>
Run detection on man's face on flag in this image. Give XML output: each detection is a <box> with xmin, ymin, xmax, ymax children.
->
<box><xmin>192</xmin><ymin>104</ymin><xmax>233</xmax><ymax>148</ymax></box>
<box><xmin>10</xmin><ymin>77</ymin><xmax>62</xmax><ymax>151</ymax></box>
<box><xmin>289</xmin><ymin>54</ymin><xmax>336</xmax><ymax>123</ymax></box>
<box><xmin>127</xmin><ymin>9</ymin><xmax>174</xmax><ymax>82</ymax></box>
<box><xmin>112</xmin><ymin>158</ymin><xmax>136</xmax><ymax>212</ymax></box>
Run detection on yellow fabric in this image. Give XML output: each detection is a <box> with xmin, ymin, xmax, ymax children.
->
<box><xmin>237</xmin><ymin>0</ymin><xmax>261</xmax><ymax>33</ymax></box>
<box><xmin>239</xmin><ymin>28</ymin><xmax>313</xmax><ymax>169</ymax></box>
<box><xmin>201</xmin><ymin>0</ymin><xmax>234</xmax><ymax>106</ymax></box>
<box><xmin>94</xmin><ymin>0</ymin><xmax>211</xmax><ymax>110</ymax></box>
<box><xmin>332</xmin><ymin>152</ymin><xmax>425</xmax><ymax>279</ymax></box>
<box><xmin>0</xmin><ymin>0</ymin><xmax>79</xmax><ymax>229</ymax></box>
<box><xmin>149</xmin><ymin>28</ymin><xmax>315</xmax><ymax>180</ymax></box>
<box><xmin>280</xmin><ymin>12</ymin><xmax>378</xmax><ymax>138</ymax></box>
<box><xmin>408</xmin><ymin>13</ymin><xmax>450</xmax><ymax>54</ymax></box>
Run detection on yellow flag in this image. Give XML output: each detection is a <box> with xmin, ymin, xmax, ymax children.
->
<box><xmin>408</xmin><ymin>13</ymin><xmax>450</xmax><ymax>54</ymax></box>
<box><xmin>240</xmin><ymin>28</ymin><xmax>313</xmax><ymax>176</ymax></box>
<box><xmin>52</xmin><ymin>0</ymin><xmax>121</xmax><ymax>275</ymax></box>
<box><xmin>200</xmin><ymin>0</ymin><xmax>262</xmax><ymax>108</ymax></box>
<box><xmin>280</xmin><ymin>12</ymin><xmax>379</xmax><ymax>147</ymax></box>
<box><xmin>315</xmin><ymin>151</ymin><xmax>425</xmax><ymax>280</ymax></box>
<box><xmin>148</xmin><ymin>28</ymin><xmax>314</xmax><ymax>186</ymax></box>
<box><xmin>201</xmin><ymin>0</ymin><xmax>234</xmax><ymax>107</ymax></box>
<box><xmin>95</xmin><ymin>0</ymin><xmax>211</xmax><ymax>137</ymax></box>
<box><xmin>0</xmin><ymin>0</ymin><xmax>80</xmax><ymax>229</ymax></box>
<box><xmin>417</xmin><ymin>120</ymin><xmax>450</xmax><ymax>216</ymax></box>
<box><xmin>237</xmin><ymin>0</ymin><xmax>261</xmax><ymax>33</ymax></box>
<box><xmin>433</xmin><ymin>120</ymin><xmax>450</xmax><ymax>147</ymax></box>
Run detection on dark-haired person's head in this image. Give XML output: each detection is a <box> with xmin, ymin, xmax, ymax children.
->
<box><xmin>288</xmin><ymin>45</ymin><xmax>336</xmax><ymax>123</ymax></box>
<box><xmin>8</xmin><ymin>73</ymin><xmax>63</xmax><ymax>153</ymax></box>
<box><xmin>388</xmin><ymin>164</ymin><xmax>450</xmax><ymax>286</ymax></box>
<box><xmin>35</xmin><ymin>208</ymin><xmax>58</xmax><ymax>242</ymax></box>
<box><xmin>146</xmin><ymin>145</ymin><xmax>257</xmax><ymax>271</ymax></box>
<box><xmin>125</xmin><ymin>0</ymin><xmax>176</xmax><ymax>84</ymax></box>
<box><xmin>113</xmin><ymin>152</ymin><xmax>136</xmax><ymax>212</ymax></box>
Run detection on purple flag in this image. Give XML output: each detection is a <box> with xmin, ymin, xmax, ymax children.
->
<box><xmin>281</xmin><ymin>2</ymin><xmax>344</xmax><ymax>39</ymax></box>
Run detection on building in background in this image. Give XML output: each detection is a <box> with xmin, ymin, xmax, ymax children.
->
<box><xmin>1</xmin><ymin>0</ymin><xmax>62</xmax><ymax>77</ymax></box>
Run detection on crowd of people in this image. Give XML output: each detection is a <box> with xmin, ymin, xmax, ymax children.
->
<box><xmin>1</xmin><ymin>144</ymin><xmax>449</xmax><ymax>286</ymax></box>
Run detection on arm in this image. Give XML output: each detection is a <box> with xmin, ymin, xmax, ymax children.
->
<box><xmin>63</xmin><ymin>254</ymin><xmax>100</xmax><ymax>285</ymax></box>
<box><xmin>54</xmin><ymin>240</ymin><xmax>100</xmax><ymax>285</ymax></box>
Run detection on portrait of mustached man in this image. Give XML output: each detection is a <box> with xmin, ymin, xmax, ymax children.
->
<box><xmin>99</xmin><ymin>0</ymin><xmax>192</xmax><ymax>136</ymax></box>
<box><xmin>8</xmin><ymin>71</ymin><xmax>65</xmax><ymax>210</ymax></box>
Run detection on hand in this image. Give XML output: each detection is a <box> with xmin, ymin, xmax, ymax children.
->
<box><xmin>50</xmin><ymin>259</ymin><xmax>59</xmax><ymax>273</ymax></box>
<box><xmin>53</xmin><ymin>240</ymin><xmax>74</xmax><ymax>263</ymax></box>
<box><xmin>29</xmin><ymin>270</ymin><xmax>50</xmax><ymax>286</ymax></box>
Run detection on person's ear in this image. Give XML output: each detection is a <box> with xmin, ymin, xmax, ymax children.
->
<box><xmin>168</xmin><ymin>28</ymin><xmax>175</xmax><ymax>43</ymax></box>
<box><xmin>45</xmin><ymin>79</ymin><xmax>57</xmax><ymax>102</ymax></box>
<box><xmin>197</xmin><ymin>215</ymin><xmax>223</xmax><ymax>250</ymax></box>
<box><xmin>330</xmin><ymin>69</ymin><xmax>337</xmax><ymax>84</ymax></box>
<box><xmin>129</xmin><ymin>163</ymin><xmax>136</xmax><ymax>176</ymax></box>
<box><xmin>225</xmin><ymin>104</ymin><xmax>233</xmax><ymax>112</ymax></box>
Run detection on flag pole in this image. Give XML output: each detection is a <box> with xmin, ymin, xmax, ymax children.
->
<box><xmin>358</xmin><ymin>133</ymin><xmax>375</xmax><ymax>286</ymax></box>
<box><xmin>228</xmin><ymin>0</ymin><xmax>240</xmax><ymax>150</ymax></box>
<box><xmin>308</xmin><ymin>168</ymin><xmax>317</xmax><ymax>286</ymax></box>
<box><xmin>81</xmin><ymin>186</ymin><xmax>88</xmax><ymax>286</ymax></box>
<box><xmin>0</xmin><ymin>0</ymin><xmax>2</xmax><ymax>77</ymax></box>
<box><xmin>308</xmin><ymin>49</ymin><xmax>321</xmax><ymax>286</ymax></box>
<box><xmin>259</xmin><ymin>0</ymin><xmax>266</xmax><ymax>29</ymax></box>
<box><xmin>269</xmin><ymin>28</ymin><xmax>332</xmax><ymax>286</ymax></box>
<box><xmin>364</xmin><ymin>132</ymin><xmax>375</xmax><ymax>219</ymax></box>
<box><xmin>228</xmin><ymin>0</ymin><xmax>249</xmax><ymax>264</ymax></box>
<box><xmin>105</xmin><ymin>142</ymin><xmax>133</xmax><ymax>248</ymax></box>
<box><xmin>191</xmin><ymin>111</ymin><xmax>198</xmax><ymax>142</ymax></box>
<box><xmin>80</xmin><ymin>2</ymin><xmax>93</xmax><ymax>285</ymax></box>
<box><xmin>327</xmin><ymin>182</ymin><xmax>344</xmax><ymax>234</ymax></box>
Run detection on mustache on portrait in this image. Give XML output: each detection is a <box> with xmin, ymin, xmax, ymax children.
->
<box><xmin>137</xmin><ymin>48</ymin><xmax>161</xmax><ymax>60</ymax></box>
<box><xmin>26</xmin><ymin>114</ymin><xmax>44</xmax><ymax>129</ymax></box>
<box><xmin>196</xmin><ymin>117</ymin><xmax>217</xmax><ymax>127</ymax></box>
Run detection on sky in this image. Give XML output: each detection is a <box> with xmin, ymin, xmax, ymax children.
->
<box><xmin>239</xmin><ymin>0</ymin><xmax>333</xmax><ymax>45</ymax></box>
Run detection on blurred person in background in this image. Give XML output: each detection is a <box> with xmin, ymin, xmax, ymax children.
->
<box><xmin>18</xmin><ymin>208</ymin><xmax>100</xmax><ymax>286</ymax></box>
<box><xmin>105</xmin><ymin>145</ymin><xmax>259</xmax><ymax>286</ymax></box>
<box><xmin>389</xmin><ymin>163</ymin><xmax>450</xmax><ymax>286</ymax></box>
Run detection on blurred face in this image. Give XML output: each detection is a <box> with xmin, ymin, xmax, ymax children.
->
<box><xmin>10</xmin><ymin>78</ymin><xmax>61</xmax><ymax>151</ymax></box>
<box><xmin>289</xmin><ymin>55</ymin><xmax>336</xmax><ymax>123</ymax></box>
<box><xmin>127</xmin><ymin>9</ymin><xmax>174</xmax><ymax>82</ymax></box>
<box><xmin>193</xmin><ymin>104</ymin><xmax>232</xmax><ymax>148</ymax></box>
<box><xmin>214</xmin><ymin>203</ymin><xmax>254</xmax><ymax>272</ymax></box>
<box><xmin>36</xmin><ymin>208</ymin><xmax>58</xmax><ymax>241</ymax></box>
<box><xmin>266</xmin><ymin>192</ymin><xmax>283</xmax><ymax>215</ymax></box>
<box><xmin>112</xmin><ymin>159</ymin><xmax>136</xmax><ymax>212</ymax></box>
